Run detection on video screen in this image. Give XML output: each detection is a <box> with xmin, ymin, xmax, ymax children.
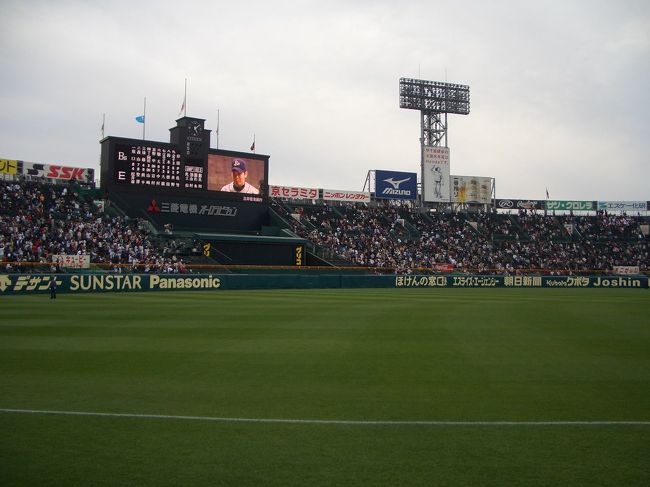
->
<box><xmin>207</xmin><ymin>154</ymin><xmax>266</xmax><ymax>198</ymax></box>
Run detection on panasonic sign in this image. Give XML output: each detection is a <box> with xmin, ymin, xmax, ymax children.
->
<box><xmin>375</xmin><ymin>170</ymin><xmax>417</xmax><ymax>200</ymax></box>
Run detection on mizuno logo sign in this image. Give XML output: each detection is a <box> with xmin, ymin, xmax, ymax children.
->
<box><xmin>383</xmin><ymin>177</ymin><xmax>411</xmax><ymax>189</ymax></box>
<box><xmin>382</xmin><ymin>188</ymin><xmax>411</xmax><ymax>195</ymax></box>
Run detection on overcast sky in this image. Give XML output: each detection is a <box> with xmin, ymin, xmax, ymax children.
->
<box><xmin>2</xmin><ymin>0</ymin><xmax>648</xmax><ymax>200</ymax></box>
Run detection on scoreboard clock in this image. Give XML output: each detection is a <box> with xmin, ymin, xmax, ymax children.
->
<box><xmin>188</xmin><ymin>120</ymin><xmax>203</xmax><ymax>138</ymax></box>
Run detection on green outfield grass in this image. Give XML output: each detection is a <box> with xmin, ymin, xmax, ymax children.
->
<box><xmin>1</xmin><ymin>288</ymin><xmax>649</xmax><ymax>486</ymax></box>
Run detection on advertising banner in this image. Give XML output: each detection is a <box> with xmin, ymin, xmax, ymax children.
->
<box><xmin>613</xmin><ymin>266</ymin><xmax>640</xmax><ymax>275</ymax></box>
<box><xmin>394</xmin><ymin>275</ymin><xmax>648</xmax><ymax>289</ymax></box>
<box><xmin>109</xmin><ymin>191</ymin><xmax>267</xmax><ymax>233</ymax></box>
<box><xmin>0</xmin><ymin>159</ymin><xmax>18</xmax><ymax>175</ymax></box>
<box><xmin>597</xmin><ymin>201</ymin><xmax>648</xmax><ymax>212</ymax></box>
<box><xmin>432</xmin><ymin>263</ymin><xmax>454</xmax><ymax>272</ymax></box>
<box><xmin>375</xmin><ymin>170</ymin><xmax>417</xmax><ymax>200</ymax></box>
<box><xmin>494</xmin><ymin>199</ymin><xmax>545</xmax><ymax>210</ymax></box>
<box><xmin>1</xmin><ymin>273</ymin><xmax>647</xmax><ymax>295</ymax></box>
<box><xmin>451</xmin><ymin>176</ymin><xmax>492</xmax><ymax>204</ymax></box>
<box><xmin>52</xmin><ymin>254</ymin><xmax>90</xmax><ymax>269</ymax></box>
<box><xmin>546</xmin><ymin>200</ymin><xmax>595</xmax><ymax>211</ymax></box>
<box><xmin>23</xmin><ymin>162</ymin><xmax>94</xmax><ymax>184</ymax></box>
<box><xmin>322</xmin><ymin>189</ymin><xmax>371</xmax><ymax>203</ymax></box>
<box><xmin>422</xmin><ymin>147</ymin><xmax>450</xmax><ymax>202</ymax></box>
<box><xmin>1</xmin><ymin>159</ymin><xmax>94</xmax><ymax>183</ymax></box>
<box><xmin>269</xmin><ymin>185</ymin><xmax>319</xmax><ymax>200</ymax></box>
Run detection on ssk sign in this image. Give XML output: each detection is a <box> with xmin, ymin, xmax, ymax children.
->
<box><xmin>23</xmin><ymin>162</ymin><xmax>94</xmax><ymax>183</ymax></box>
<box><xmin>375</xmin><ymin>170</ymin><xmax>417</xmax><ymax>200</ymax></box>
<box><xmin>47</xmin><ymin>166</ymin><xmax>89</xmax><ymax>180</ymax></box>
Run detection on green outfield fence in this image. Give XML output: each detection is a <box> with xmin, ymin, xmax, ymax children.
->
<box><xmin>0</xmin><ymin>273</ymin><xmax>647</xmax><ymax>295</ymax></box>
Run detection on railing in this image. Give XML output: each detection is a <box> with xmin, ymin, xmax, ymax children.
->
<box><xmin>2</xmin><ymin>260</ymin><xmax>648</xmax><ymax>277</ymax></box>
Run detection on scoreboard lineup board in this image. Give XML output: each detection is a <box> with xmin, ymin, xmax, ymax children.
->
<box><xmin>114</xmin><ymin>143</ymin><xmax>183</xmax><ymax>189</ymax></box>
<box><xmin>100</xmin><ymin>117</ymin><xmax>269</xmax><ymax>204</ymax></box>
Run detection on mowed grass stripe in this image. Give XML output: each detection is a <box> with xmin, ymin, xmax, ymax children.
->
<box><xmin>2</xmin><ymin>407</ymin><xmax>650</xmax><ymax>426</ymax></box>
<box><xmin>1</xmin><ymin>289</ymin><xmax>648</xmax><ymax>422</ymax></box>
<box><xmin>1</xmin><ymin>288</ymin><xmax>649</xmax><ymax>486</ymax></box>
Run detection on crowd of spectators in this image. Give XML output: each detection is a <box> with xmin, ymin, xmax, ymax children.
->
<box><xmin>0</xmin><ymin>180</ymin><xmax>188</xmax><ymax>273</ymax></box>
<box><xmin>2</xmin><ymin>179</ymin><xmax>649</xmax><ymax>275</ymax></box>
<box><xmin>278</xmin><ymin>201</ymin><xmax>649</xmax><ymax>275</ymax></box>
<box><xmin>287</xmin><ymin>204</ymin><xmax>413</xmax><ymax>271</ymax></box>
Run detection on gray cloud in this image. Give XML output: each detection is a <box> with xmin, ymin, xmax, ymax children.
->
<box><xmin>1</xmin><ymin>0</ymin><xmax>648</xmax><ymax>200</ymax></box>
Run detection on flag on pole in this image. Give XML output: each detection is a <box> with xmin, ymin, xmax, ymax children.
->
<box><xmin>250</xmin><ymin>134</ymin><xmax>256</xmax><ymax>152</ymax></box>
<box><xmin>178</xmin><ymin>78</ymin><xmax>188</xmax><ymax>118</ymax></box>
<box><xmin>101</xmin><ymin>114</ymin><xmax>105</xmax><ymax>139</ymax></box>
<box><xmin>214</xmin><ymin>110</ymin><xmax>220</xmax><ymax>149</ymax></box>
<box><xmin>140</xmin><ymin>97</ymin><xmax>147</xmax><ymax>140</ymax></box>
<box><xmin>545</xmin><ymin>188</ymin><xmax>549</xmax><ymax>199</ymax></box>
<box><xmin>178</xmin><ymin>97</ymin><xmax>186</xmax><ymax>118</ymax></box>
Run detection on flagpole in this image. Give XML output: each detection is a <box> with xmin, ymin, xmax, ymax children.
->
<box><xmin>101</xmin><ymin>113</ymin><xmax>105</xmax><ymax>140</ymax></box>
<box><xmin>545</xmin><ymin>187</ymin><xmax>549</xmax><ymax>216</ymax></box>
<box><xmin>216</xmin><ymin>109</ymin><xmax>220</xmax><ymax>149</ymax></box>
<box><xmin>178</xmin><ymin>79</ymin><xmax>187</xmax><ymax>119</ymax></box>
<box><xmin>143</xmin><ymin>97</ymin><xmax>146</xmax><ymax>140</ymax></box>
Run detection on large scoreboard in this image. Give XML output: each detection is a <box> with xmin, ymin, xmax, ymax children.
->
<box><xmin>100</xmin><ymin>117</ymin><xmax>270</xmax><ymax>233</ymax></box>
<box><xmin>100</xmin><ymin>117</ymin><xmax>269</xmax><ymax>203</ymax></box>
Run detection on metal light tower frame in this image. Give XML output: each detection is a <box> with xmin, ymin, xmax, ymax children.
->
<box><xmin>399</xmin><ymin>78</ymin><xmax>470</xmax><ymax>206</ymax></box>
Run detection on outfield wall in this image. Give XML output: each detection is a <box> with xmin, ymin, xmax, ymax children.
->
<box><xmin>0</xmin><ymin>273</ymin><xmax>648</xmax><ymax>295</ymax></box>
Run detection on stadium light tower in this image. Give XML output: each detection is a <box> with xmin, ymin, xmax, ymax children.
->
<box><xmin>399</xmin><ymin>78</ymin><xmax>470</xmax><ymax>205</ymax></box>
<box><xmin>399</xmin><ymin>78</ymin><xmax>470</xmax><ymax>147</ymax></box>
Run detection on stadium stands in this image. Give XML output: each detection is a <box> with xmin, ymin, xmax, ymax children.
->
<box><xmin>274</xmin><ymin>201</ymin><xmax>649</xmax><ymax>275</ymax></box>
<box><xmin>0</xmin><ymin>180</ymin><xmax>189</xmax><ymax>274</ymax></box>
<box><xmin>1</xmin><ymin>178</ymin><xmax>648</xmax><ymax>275</ymax></box>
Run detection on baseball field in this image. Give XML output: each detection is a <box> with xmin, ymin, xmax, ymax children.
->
<box><xmin>1</xmin><ymin>288</ymin><xmax>649</xmax><ymax>486</ymax></box>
